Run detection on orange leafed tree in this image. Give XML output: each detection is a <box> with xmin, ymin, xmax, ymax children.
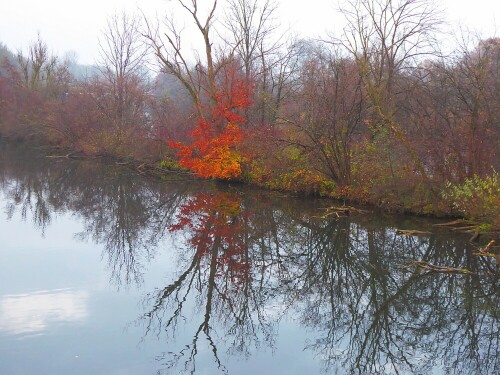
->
<box><xmin>169</xmin><ymin>65</ymin><xmax>253</xmax><ymax>180</ymax></box>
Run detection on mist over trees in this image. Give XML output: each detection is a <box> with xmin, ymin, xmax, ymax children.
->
<box><xmin>0</xmin><ymin>0</ymin><xmax>498</xmax><ymax>225</ymax></box>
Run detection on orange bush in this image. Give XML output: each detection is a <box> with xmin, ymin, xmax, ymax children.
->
<box><xmin>169</xmin><ymin>69</ymin><xmax>252</xmax><ymax>180</ymax></box>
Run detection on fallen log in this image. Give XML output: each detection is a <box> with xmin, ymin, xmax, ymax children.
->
<box><xmin>433</xmin><ymin>219</ymin><xmax>471</xmax><ymax>227</ymax></box>
<box><xmin>395</xmin><ymin>229</ymin><xmax>431</xmax><ymax>236</ymax></box>
<box><xmin>432</xmin><ymin>219</ymin><xmax>490</xmax><ymax>242</ymax></box>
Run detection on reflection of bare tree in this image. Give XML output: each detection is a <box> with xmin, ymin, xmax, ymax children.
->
<box><xmin>0</xmin><ymin>144</ymin><xmax>70</xmax><ymax>234</ymax></box>
<box><xmin>72</xmin><ymin>169</ymin><xmax>190</xmax><ymax>287</ymax></box>
<box><xmin>294</xmin><ymin>223</ymin><xmax>499</xmax><ymax>375</ymax></box>
<box><xmin>0</xmin><ymin>143</ymin><xmax>190</xmax><ymax>286</ymax></box>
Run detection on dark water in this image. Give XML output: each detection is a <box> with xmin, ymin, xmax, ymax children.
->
<box><xmin>0</xmin><ymin>142</ymin><xmax>498</xmax><ymax>375</ymax></box>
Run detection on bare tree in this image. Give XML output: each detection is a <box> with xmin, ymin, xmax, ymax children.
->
<box><xmin>224</xmin><ymin>0</ymin><xmax>279</xmax><ymax>81</ymax></box>
<box><xmin>339</xmin><ymin>0</ymin><xmax>442</xmax><ymax>117</ymax></box>
<box><xmin>338</xmin><ymin>0</ymin><xmax>443</xmax><ymax>185</ymax></box>
<box><xmin>96</xmin><ymin>12</ymin><xmax>148</xmax><ymax>144</ymax></box>
<box><xmin>412</xmin><ymin>35</ymin><xmax>500</xmax><ymax>180</ymax></box>
<box><xmin>284</xmin><ymin>45</ymin><xmax>366</xmax><ymax>186</ymax></box>
<box><xmin>261</xmin><ymin>38</ymin><xmax>305</xmax><ymax>125</ymax></box>
<box><xmin>445</xmin><ymin>36</ymin><xmax>500</xmax><ymax>178</ymax></box>
<box><xmin>16</xmin><ymin>33</ymin><xmax>59</xmax><ymax>91</ymax></box>
<box><xmin>223</xmin><ymin>0</ymin><xmax>285</xmax><ymax>126</ymax></box>
<box><xmin>142</xmin><ymin>0</ymin><xmax>219</xmax><ymax>121</ymax></box>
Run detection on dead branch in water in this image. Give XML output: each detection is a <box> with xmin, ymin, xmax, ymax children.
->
<box><xmin>433</xmin><ymin>219</ymin><xmax>490</xmax><ymax>243</ymax></box>
<box><xmin>45</xmin><ymin>152</ymin><xmax>83</xmax><ymax>159</ymax></box>
<box><xmin>472</xmin><ymin>240</ymin><xmax>499</xmax><ymax>259</ymax></box>
<box><xmin>433</xmin><ymin>219</ymin><xmax>470</xmax><ymax>227</ymax></box>
<box><xmin>314</xmin><ymin>205</ymin><xmax>369</xmax><ymax>219</ymax></box>
<box><xmin>480</xmin><ymin>240</ymin><xmax>496</xmax><ymax>253</ymax></box>
<box><xmin>395</xmin><ymin>229</ymin><xmax>431</xmax><ymax>236</ymax></box>
<box><xmin>401</xmin><ymin>260</ymin><xmax>473</xmax><ymax>275</ymax></box>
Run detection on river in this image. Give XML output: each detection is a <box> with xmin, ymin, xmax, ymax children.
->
<box><xmin>0</xmin><ymin>141</ymin><xmax>498</xmax><ymax>375</ymax></box>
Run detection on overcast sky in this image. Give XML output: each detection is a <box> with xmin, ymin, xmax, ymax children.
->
<box><xmin>0</xmin><ymin>0</ymin><xmax>498</xmax><ymax>65</ymax></box>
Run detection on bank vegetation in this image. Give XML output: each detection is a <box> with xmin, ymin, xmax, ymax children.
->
<box><xmin>0</xmin><ymin>0</ymin><xmax>498</xmax><ymax>229</ymax></box>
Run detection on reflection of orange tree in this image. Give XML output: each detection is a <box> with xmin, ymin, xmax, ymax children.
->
<box><xmin>169</xmin><ymin>191</ymin><xmax>251</xmax><ymax>284</ymax></box>
<box><xmin>141</xmin><ymin>191</ymin><xmax>273</xmax><ymax>374</ymax></box>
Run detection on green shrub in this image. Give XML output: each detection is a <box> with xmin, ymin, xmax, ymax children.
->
<box><xmin>158</xmin><ymin>158</ymin><xmax>183</xmax><ymax>171</ymax></box>
<box><xmin>441</xmin><ymin>172</ymin><xmax>500</xmax><ymax>227</ymax></box>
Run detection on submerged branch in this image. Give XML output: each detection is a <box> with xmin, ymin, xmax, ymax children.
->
<box><xmin>314</xmin><ymin>205</ymin><xmax>369</xmax><ymax>219</ymax></box>
<box><xmin>401</xmin><ymin>260</ymin><xmax>474</xmax><ymax>275</ymax></box>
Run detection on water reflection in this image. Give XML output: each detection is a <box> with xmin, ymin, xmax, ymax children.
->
<box><xmin>140</xmin><ymin>190</ymin><xmax>498</xmax><ymax>374</ymax></box>
<box><xmin>0</xmin><ymin>142</ymin><xmax>498</xmax><ymax>374</ymax></box>
<box><xmin>0</xmin><ymin>289</ymin><xmax>88</xmax><ymax>336</ymax></box>
<box><xmin>0</xmin><ymin>143</ymin><xmax>188</xmax><ymax>286</ymax></box>
<box><xmin>142</xmin><ymin>192</ymin><xmax>275</xmax><ymax>374</ymax></box>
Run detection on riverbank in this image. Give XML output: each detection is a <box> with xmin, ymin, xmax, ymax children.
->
<box><xmin>3</xmin><ymin>135</ymin><xmax>498</xmax><ymax>238</ymax></box>
<box><xmin>1</xmin><ymin>34</ymin><xmax>499</xmax><ymax>234</ymax></box>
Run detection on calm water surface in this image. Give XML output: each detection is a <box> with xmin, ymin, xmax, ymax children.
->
<box><xmin>0</xmin><ymin>142</ymin><xmax>498</xmax><ymax>375</ymax></box>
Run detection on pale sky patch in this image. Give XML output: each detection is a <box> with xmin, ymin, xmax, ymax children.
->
<box><xmin>0</xmin><ymin>0</ymin><xmax>498</xmax><ymax>65</ymax></box>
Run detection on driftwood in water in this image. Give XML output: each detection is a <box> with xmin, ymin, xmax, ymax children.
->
<box><xmin>433</xmin><ymin>219</ymin><xmax>468</xmax><ymax>227</ymax></box>
<box><xmin>404</xmin><ymin>240</ymin><xmax>499</xmax><ymax>275</ymax></box>
<box><xmin>395</xmin><ymin>229</ymin><xmax>431</xmax><ymax>236</ymax></box>
<box><xmin>316</xmin><ymin>205</ymin><xmax>369</xmax><ymax>219</ymax></box>
<box><xmin>45</xmin><ymin>151</ymin><xmax>83</xmax><ymax>159</ymax></box>
<box><xmin>402</xmin><ymin>260</ymin><xmax>473</xmax><ymax>274</ymax></box>
<box><xmin>473</xmin><ymin>240</ymin><xmax>498</xmax><ymax>259</ymax></box>
<box><xmin>480</xmin><ymin>240</ymin><xmax>496</xmax><ymax>253</ymax></box>
<box><xmin>433</xmin><ymin>219</ymin><xmax>485</xmax><ymax>242</ymax></box>
<box><xmin>469</xmin><ymin>230</ymin><xmax>481</xmax><ymax>242</ymax></box>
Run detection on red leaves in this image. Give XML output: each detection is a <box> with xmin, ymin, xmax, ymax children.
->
<box><xmin>169</xmin><ymin>121</ymin><xmax>244</xmax><ymax>179</ymax></box>
<box><xmin>169</xmin><ymin>192</ymin><xmax>251</xmax><ymax>283</ymax></box>
<box><xmin>169</xmin><ymin>65</ymin><xmax>253</xmax><ymax>180</ymax></box>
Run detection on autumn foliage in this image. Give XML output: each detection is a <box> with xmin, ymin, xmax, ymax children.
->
<box><xmin>169</xmin><ymin>192</ymin><xmax>251</xmax><ymax>283</ymax></box>
<box><xmin>169</xmin><ymin>68</ymin><xmax>252</xmax><ymax>180</ymax></box>
<box><xmin>1</xmin><ymin>22</ymin><xmax>499</xmax><ymax>225</ymax></box>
